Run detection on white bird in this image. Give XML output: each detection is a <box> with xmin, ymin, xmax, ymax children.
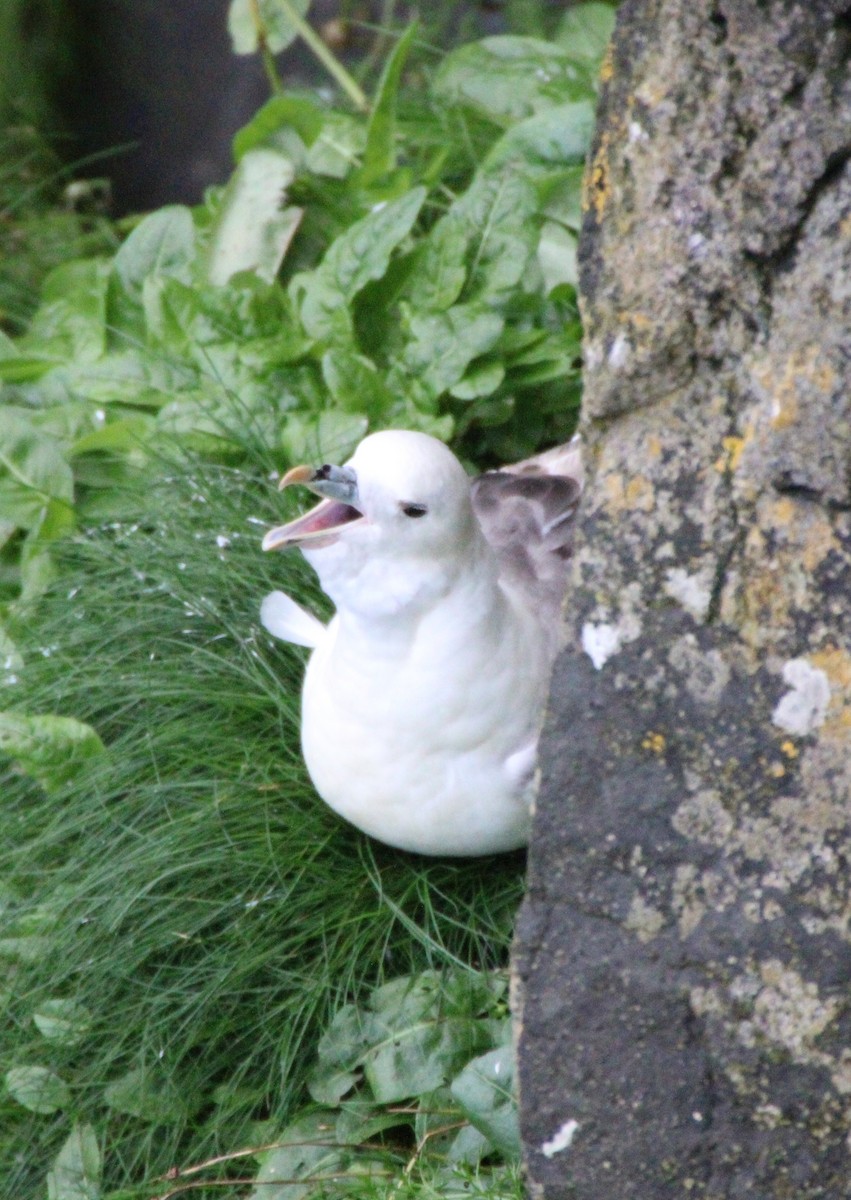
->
<box><xmin>260</xmin><ymin>429</ymin><xmax>581</xmax><ymax>856</ymax></box>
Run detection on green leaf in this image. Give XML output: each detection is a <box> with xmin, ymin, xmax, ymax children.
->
<box><xmin>360</xmin><ymin>23</ymin><xmax>418</xmax><ymax>186</ymax></box>
<box><xmin>556</xmin><ymin>1</ymin><xmax>616</xmax><ymax>67</ymax></box>
<box><xmin>307</xmin><ymin>1067</ymin><xmax>360</xmax><ymax>1107</ymax></box>
<box><xmin>5</xmin><ymin>1065</ymin><xmax>70</xmax><ymax>1114</ymax></box>
<box><xmin>450</xmin><ymin>1044</ymin><xmax>520</xmax><ymax>1161</ymax></box>
<box><xmin>233</xmin><ymin>95</ymin><xmax>325</xmax><ymax>161</ymax></box>
<box><xmin>228</xmin><ymin>0</ymin><xmax>311</xmax><ymax>55</ymax></box>
<box><xmin>46</xmin><ymin>1124</ymin><xmax>101</xmax><ymax>1200</ymax></box>
<box><xmin>406</xmin><ymin>221</ymin><xmax>469</xmax><ymax>312</ymax></box>
<box><xmin>305</xmin><ymin>111</ymin><xmax>366</xmax><ymax>178</ymax></box>
<box><xmin>401</xmin><ymin>305</ymin><xmax>504</xmax><ymax>399</ymax></box>
<box><xmin>112</xmin><ymin>207</ymin><xmax>196</xmax><ymax>302</ymax></box>
<box><xmin>321</xmin><ymin>349</ymin><xmax>395</xmax><ymax>419</ymax></box>
<box><xmin>207</xmin><ymin>148</ymin><xmax>302</xmax><ymax>286</ymax></box>
<box><xmin>446</xmin><ymin>172</ymin><xmax>539</xmax><ymax>300</ymax></box>
<box><xmin>484</xmin><ymin>101</ymin><xmax>596</xmax><ymax>171</ymax></box>
<box><xmin>538</xmin><ymin>221</ymin><xmax>578</xmax><ymax>292</ymax></box>
<box><xmin>0</xmin><ymin>410</ymin><xmax>74</xmax><ymax>529</ymax></box>
<box><xmin>433</xmin><ymin>36</ymin><xmax>593</xmax><ymax>124</ymax></box>
<box><xmin>69</xmin><ymin>415</ymin><xmax>151</xmax><ymax>457</ymax></box>
<box><xmin>0</xmin><ymin>355</ymin><xmax>58</xmax><ymax>382</ymax></box>
<box><xmin>33</xmin><ymin>999</ymin><xmax>93</xmax><ymax>1046</ymax></box>
<box><xmin>20</xmin><ymin>259</ymin><xmax>111</xmax><ymax>364</ymax></box>
<box><xmin>246</xmin><ymin>1110</ymin><xmax>354</xmax><ymax>1200</ymax></box>
<box><xmin>279</xmin><ymin>411</ymin><xmax>368</xmax><ymax>465</ymax></box>
<box><xmin>291</xmin><ymin>187</ymin><xmax>425</xmax><ymax>340</ymax></box>
<box><xmin>103</xmin><ymin>1065</ymin><xmax>191</xmax><ymax>1123</ymax></box>
<box><xmin>314</xmin><ymin>972</ymin><xmax>497</xmax><ymax>1107</ymax></box>
<box><xmin>449</xmin><ymin>360</ymin><xmax>505</xmax><ymax>400</ymax></box>
<box><xmin>0</xmin><ymin>712</ymin><xmax>106</xmax><ymax>793</ymax></box>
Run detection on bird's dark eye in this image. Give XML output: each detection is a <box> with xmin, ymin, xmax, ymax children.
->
<box><xmin>400</xmin><ymin>502</ymin><xmax>428</xmax><ymax>519</ymax></box>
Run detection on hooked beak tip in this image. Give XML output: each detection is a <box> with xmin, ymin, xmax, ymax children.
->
<box><xmin>278</xmin><ymin>464</ymin><xmax>313</xmax><ymax>491</ymax></box>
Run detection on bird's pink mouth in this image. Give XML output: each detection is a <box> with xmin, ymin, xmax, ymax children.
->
<box><xmin>262</xmin><ymin>498</ymin><xmax>364</xmax><ymax>551</ymax></box>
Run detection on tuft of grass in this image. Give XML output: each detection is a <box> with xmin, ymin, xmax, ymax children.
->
<box><xmin>0</xmin><ymin>457</ymin><xmax>524</xmax><ymax>1198</ymax></box>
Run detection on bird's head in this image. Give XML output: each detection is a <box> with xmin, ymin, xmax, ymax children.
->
<box><xmin>262</xmin><ymin>430</ymin><xmax>483</xmax><ymax>617</ymax></box>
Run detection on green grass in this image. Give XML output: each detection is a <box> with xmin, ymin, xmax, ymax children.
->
<box><xmin>0</xmin><ymin>458</ymin><xmax>525</xmax><ymax>1198</ymax></box>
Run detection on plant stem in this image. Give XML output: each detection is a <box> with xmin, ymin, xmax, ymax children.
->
<box><xmin>274</xmin><ymin>0</ymin><xmax>369</xmax><ymax>111</ymax></box>
<box><xmin>248</xmin><ymin>0</ymin><xmax>285</xmax><ymax>94</ymax></box>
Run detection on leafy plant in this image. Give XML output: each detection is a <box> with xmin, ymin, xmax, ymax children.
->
<box><xmin>0</xmin><ymin>4</ymin><xmax>613</xmax><ymax>617</ymax></box>
<box><xmin>223</xmin><ymin>969</ymin><xmax>519</xmax><ymax>1200</ymax></box>
<box><xmin>0</xmin><ymin>463</ymin><xmax>525</xmax><ymax>1199</ymax></box>
<box><xmin>0</xmin><ymin>6</ymin><xmax>617</xmax><ymax>1197</ymax></box>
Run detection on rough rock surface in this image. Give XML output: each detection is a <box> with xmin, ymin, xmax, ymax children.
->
<box><xmin>513</xmin><ymin>2</ymin><xmax>851</xmax><ymax>1197</ymax></box>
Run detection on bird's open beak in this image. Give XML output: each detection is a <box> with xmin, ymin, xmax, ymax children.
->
<box><xmin>262</xmin><ymin>463</ymin><xmax>364</xmax><ymax>551</ymax></box>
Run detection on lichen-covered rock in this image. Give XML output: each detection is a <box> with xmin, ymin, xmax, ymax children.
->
<box><xmin>514</xmin><ymin>2</ymin><xmax>851</xmax><ymax>1197</ymax></box>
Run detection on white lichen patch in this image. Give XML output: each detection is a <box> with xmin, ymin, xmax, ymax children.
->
<box><xmin>581</xmin><ymin>622</ymin><xmax>622</xmax><ymax>669</ymax></box>
<box><xmin>673</xmin><ymin>864</ymin><xmax>706</xmax><ymax>938</ymax></box>
<box><xmin>541</xmin><ymin>1119</ymin><xmax>579</xmax><ymax>1157</ymax></box>
<box><xmin>672</xmin><ymin>789</ymin><xmax>734</xmax><ymax>846</ymax></box>
<box><xmin>752</xmin><ymin>960</ymin><xmax>840</xmax><ymax>1057</ymax></box>
<box><xmin>608</xmin><ymin>331</ymin><xmax>631</xmax><ymax>369</ymax></box>
<box><xmin>663</xmin><ymin>567</ymin><xmax>714</xmax><ymax>621</ymax></box>
<box><xmin>581</xmin><ymin>584</ymin><xmax>645</xmax><ymax>670</ymax></box>
<box><xmin>772</xmin><ymin>657</ymin><xmax>831</xmax><ymax>736</ymax></box>
<box><xmin>625</xmin><ymin>894</ymin><xmax>665</xmax><ymax>942</ymax></box>
<box><xmin>668</xmin><ymin>635</ymin><xmax>731</xmax><ymax>705</ymax></box>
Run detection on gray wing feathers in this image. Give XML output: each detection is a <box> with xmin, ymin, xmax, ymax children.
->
<box><xmin>471</xmin><ymin>437</ymin><xmax>582</xmax><ymax>623</ymax></box>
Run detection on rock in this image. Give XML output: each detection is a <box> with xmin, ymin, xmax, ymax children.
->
<box><xmin>514</xmin><ymin>2</ymin><xmax>851</xmax><ymax>1196</ymax></box>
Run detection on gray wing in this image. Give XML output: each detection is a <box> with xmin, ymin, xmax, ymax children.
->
<box><xmin>471</xmin><ymin>455</ymin><xmax>581</xmax><ymax>624</ymax></box>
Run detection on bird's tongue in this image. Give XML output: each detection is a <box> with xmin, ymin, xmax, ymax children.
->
<box><xmin>262</xmin><ymin>498</ymin><xmax>362</xmax><ymax>551</ymax></box>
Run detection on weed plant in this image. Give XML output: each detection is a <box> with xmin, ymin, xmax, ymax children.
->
<box><xmin>1</xmin><ymin>455</ymin><xmax>524</xmax><ymax>1197</ymax></box>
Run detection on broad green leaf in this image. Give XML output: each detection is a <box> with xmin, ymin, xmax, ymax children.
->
<box><xmin>0</xmin><ymin>355</ymin><xmax>58</xmax><ymax>382</ymax></box>
<box><xmin>46</xmin><ymin>1123</ymin><xmax>101</xmax><ymax>1200</ymax></box>
<box><xmin>109</xmin><ymin>208</ymin><xmax>196</xmax><ymax>340</ymax></box>
<box><xmin>401</xmin><ymin>305</ymin><xmax>504</xmax><ymax>399</ymax></box>
<box><xmin>484</xmin><ymin>101</ymin><xmax>596</xmax><ymax>171</ymax></box>
<box><xmin>228</xmin><ymin>0</ymin><xmax>310</xmax><ymax>55</ymax></box>
<box><xmin>70</xmin><ymin>415</ymin><xmax>151</xmax><ymax>457</ymax></box>
<box><xmin>307</xmin><ymin>1066</ymin><xmax>360</xmax><ymax>1106</ymax></box>
<box><xmin>540</xmin><ymin>164</ymin><xmax>586</xmax><ymax>230</ymax></box>
<box><xmin>334</xmin><ymin>1101</ymin><xmax>405</xmax><ymax>1145</ymax></box>
<box><xmin>291</xmin><ymin>187</ymin><xmax>425</xmax><ymax>340</ymax></box>
<box><xmin>556</xmin><ymin>1</ymin><xmax>616</xmax><ymax>67</ymax></box>
<box><xmin>321</xmin><ymin>349</ymin><xmax>395</xmax><ymax>419</ymax></box>
<box><xmin>433</xmin><ymin>36</ymin><xmax>592</xmax><ymax>124</ymax></box>
<box><xmin>112</xmin><ymin>207</ymin><xmax>195</xmax><ymax>300</ymax></box>
<box><xmin>360</xmin><ymin>23</ymin><xmax>418</xmax><ymax>185</ymax></box>
<box><xmin>5</xmin><ymin>1065</ymin><xmax>70</xmax><ymax>1114</ymax></box>
<box><xmin>450</xmin><ymin>1044</ymin><xmax>520</xmax><ymax>1160</ymax></box>
<box><xmin>103</xmin><ymin>1065</ymin><xmax>191</xmax><ymax>1123</ymax></box>
<box><xmin>451</xmin><ymin>172</ymin><xmax>539</xmax><ymax>299</ymax></box>
<box><xmin>233</xmin><ymin>95</ymin><xmax>324</xmax><ymax>160</ymax></box>
<box><xmin>33</xmin><ymin>999</ymin><xmax>93</xmax><ymax>1046</ymax></box>
<box><xmin>246</xmin><ymin>1110</ymin><xmax>354</xmax><ymax>1200</ymax></box>
<box><xmin>207</xmin><ymin>148</ymin><xmax>302</xmax><ymax>286</ymax></box>
<box><xmin>0</xmin><ymin>410</ymin><xmax>74</xmax><ymax>529</ymax></box>
<box><xmin>305</xmin><ymin>111</ymin><xmax>366</xmax><ymax>178</ymax></box>
<box><xmin>279</xmin><ymin>411</ymin><xmax>368</xmax><ymax>465</ymax></box>
<box><xmin>406</xmin><ymin>221</ymin><xmax>469</xmax><ymax>312</ymax></box>
<box><xmin>538</xmin><ymin>221</ymin><xmax>578</xmax><ymax>292</ymax></box>
<box><xmin>0</xmin><ymin>712</ymin><xmax>106</xmax><ymax>793</ymax></box>
<box><xmin>14</xmin><ymin>259</ymin><xmax>111</xmax><ymax>367</ymax></box>
<box><xmin>449</xmin><ymin>361</ymin><xmax>505</xmax><ymax>400</ymax></box>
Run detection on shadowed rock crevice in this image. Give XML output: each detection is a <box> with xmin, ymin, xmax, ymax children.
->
<box><xmin>513</xmin><ymin>1</ymin><xmax>851</xmax><ymax>1197</ymax></box>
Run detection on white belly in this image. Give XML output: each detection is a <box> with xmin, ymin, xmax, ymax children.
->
<box><xmin>300</xmin><ymin>602</ymin><xmax>547</xmax><ymax>856</ymax></box>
